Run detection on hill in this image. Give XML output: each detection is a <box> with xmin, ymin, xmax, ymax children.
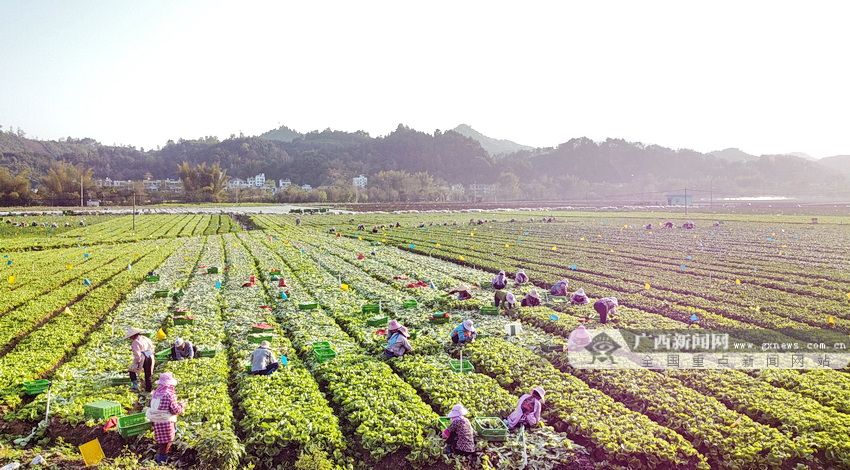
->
<box><xmin>819</xmin><ymin>155</ymin><xmax>850</xmax><ymax>176</ymax></box>
<box><xmin>451</xmin><ymin>124</ymin><xmax>532</xmax><ymax>156</ymax></box>
<box><xmin>257</xmin><ymin>125</ymin><xmax>302</xmax><ymax>142</ymax></box>
<box><xmin>708</xmin><ymin>148</ymin><xmax>758</xmax><ymax>163</ymax></box>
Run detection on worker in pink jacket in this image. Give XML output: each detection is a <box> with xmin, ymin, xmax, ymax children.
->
<box><xmin>505</xmin><ymin>387</ymin><xmax>545</xmax><ymax>430</ymax></box>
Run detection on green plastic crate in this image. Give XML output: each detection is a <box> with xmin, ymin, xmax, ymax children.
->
<box><xmin>473</xmin><ymin>417</ymin><xmax>508</xmax><ymax>441</ymax></box>
<box><xmin>298</xmin><ymin>302</ymin><xmax>318</xmax><ymax>311</ymax></box>
<box><xmin>118</xmin><ymin>413</ymin><xmax>150</xmax><ymax>438</ymax></box>
<box><xmin>109</xmin><ymin>376</ymin><xmax>132</xmax><ymax>386</ymax></box>
<box><xmin>144</xmin><ymin>275</ymin><xmax>160</xmax><ymax>283</ymax></box>
<box><xmin>542</xmin><ymin>343</ymin><xmax>565</xmax><ymax>352</ymax></box>
<box><xmin>84</xmin><ymin>400</ymin><xmax>122</xmax><ymax>420</ymax></box>
<box><xmin>153</xmin><ymin>290</ymin><xmax>169</xmax><ymax>298</ymax></box>
<box><xmin>312</xmin><ymin>341</ymin><xmax>331</xmax><ymax>350</ymax></box>
<box><xmin>206</xmin><ymin>267</ymin><xmax>219</xmax><ymax>274</ymax></box>
<box><xmin>21</xmin><ymin>379</ymin><xmax>50</xmax><ymax>396</ymax></box>
<box><xmin>437</xmin><ymin>417</ymin><xmax>451</xmax><ymax>431</ymax></box>
<box><xmin>480</xmin><ymin>306</ymin><xmax>499</xmax><ymax>315</ymax></box>
<box><xmin>154</xmin><ymin>349</ymin><xmax>172</xmax><ymax>362</ymax></box>
<box><xmin>361</xmin><ymin>303</ymin><xmax>381</xmax><ymax>314</ymax></box>
<box><xmin>449</xmin><ymin>359</ymin><xmax>473</xmax><ymax>374</ymax></box>
<box><xmin>197</xmin><ymin>348</ymin><xmax>217</xmax><ymax>358</ymax></box>
<box><xmin>172</xmin><ymin>315</ymin><xmax>194</xmax><ymax>325</ymax></box>
<box><xmin>248</xmin><ymin>333</ymin><xmax>274</xmax><ymax>344</ymax></box>
<box><xmin>366</xmin><ymin>315</ymin><xmax>388</xmax><ymax>327</ymax></box>
<box><xmin>402</xmin><ymin>299</ymin><xmax>418</xmax><ymax>309</ymax></box>
<box><xmin>314</xmin><ymin>348</ymin><xmax>337</xmax><ymax>363</ymax></box>
<box><xmin>430</xmin><ymin>312</ymin><xmax>451</xmax><ymax>324</ymax></box>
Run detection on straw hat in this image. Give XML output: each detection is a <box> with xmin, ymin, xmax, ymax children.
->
<box><xmin>532</xmin><ymin>386</ymin><xmax>546</xmax><ymax>403</ymax></box>
<box><xmin>174</xmin><ymin>337</ymin><xmax>184</xmax><ymax>347</ymax></box>
<box><xmin>157</xmin><ymin>372</ymin><xmax>177</xmax><ymax>387</ymax></box>
<box><xmin>124</xmin><ymin>327</ymin><xmax>144</xmax><ymax>339</ymax></box>
<box><xmin>259</xmin><ymin>341</ymin><xmax>271</xmax><ymax>349</ymax></box>
<box><xmin>448</xmin><ymin>404</ymin><xmax>468</xmax><ymax>418</ymax></box>
<box><xmin>387</xmin><ymin>319</ymin><xmax>402</xmax><ymax>331</ymax></box>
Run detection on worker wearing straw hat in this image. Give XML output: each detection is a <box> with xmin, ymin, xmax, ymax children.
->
<box><xmin>447</xmin><ymin>284</ymin><xmax>473</xmax><ymax>301</ymax></box>
<box><xmin>451</xmin><ymin>319</ymin><xmax>477</xmax><ymax>344</ymax></box>
<box><xmin>249</xmin><ymin>341</ymin><xmax>279</xmax><ymax>375</ymax></box>
<box><xmin>125</xmin><ymin>327</ymin><xmax>155</xmax><ymax>392</ymax></box>
<box><xmin>384</xmin><ymin>320</ymin><xmax>413</xmax><ymax>358</ymax></box>
<box><xmin>146</xmin><ymin>372</ymin><xmax>186</xmax><ymax>464</ymax></box>
<box><xmin>442</xmin><ymin>404</ymin><xmax>475</xmax><ymax>456</ymax></box>
<box><xmin>505</xmin><ymin>387</ymin><xmax>546</xmax><ymax>430</ymax></box>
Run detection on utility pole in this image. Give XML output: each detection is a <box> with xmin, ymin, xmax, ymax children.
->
<box><xmin>80</xmin><ymin>175</ymin><xmax>84</xmax><ymax>207</ymax></box>
<box><xmin>684</xmin><ymin>187</ymin><xmax>688</xmax><ymax>215</ymax></box>
<box><xmin>132</xmin><ymin>192</ymin><xmax>136</xmax><ymax>232</ymax></box>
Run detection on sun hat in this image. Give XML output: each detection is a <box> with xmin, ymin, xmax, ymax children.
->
<box><xmin>528</xmin><ymin>289</ymin><xmax>540</xmax><ymax>299</ymax></box>
<box><xmin>462</xmin><ymin>319</ymin><xmax>475</xmax><ymax>333</ymax></box>
<box><xmin>505</xmin><ymin>293</ymin><xmax>516</xmax><ymax>304</ymax></box>
<box><xmin>124</xmin><ymin>327</ymin><xmax>144</xmax><ymax>339</ymax></box>
<box><xmin>156</xmin><ymin>372</ymin><xmax>177</xmax><ymax>387</ymax></box>
<box><xmin>174</xmin><ymin>337</ymin><xmax>184</xmax><ymax>347</ymax></box>
<box><xmin>387</xmin><ymin>319</ymin><xmax>402</xmax><ymax>331</ymax></box>
<box><xmin>259</xmin><ymin>341</ymin><xmax>271</xmax><ymax>349</ymax></box>
<box><xmin>532</xmin><ymin>386</ymin><xmax>546</xmax><ymax>403</ymax></box>
<box><xmin>448</xmin><ymin>404</ymin><xmax>469</xmax><ymax>418</ymax></box>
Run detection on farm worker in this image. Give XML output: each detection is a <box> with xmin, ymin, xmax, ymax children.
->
<box><xmin>492</xmin><ymin>271</ymin><xmax>508</xmax><ymax>289</ymax></box>
<box><xmin>357</xmin><ymin>252</ymin><xmax>365</xmax><ymax>260</ymax></box>
<box><xmin>505</xmin><ymin>387</ymin><xmax>545</xmax><ymax>430</ymax></box>
<box><xmin>442</xmin><ymin>404</ymin><xmax>476</xmax><ymax>456</ymax></box>
<box><xmin>384</xmin><ymin>320</ymin><xmax>413</xmax><ymax>358</ymax></box>
<box><xmin>125</xmin><ymin>327</ymin><xmax>155</xmax><ymax>392</ymax></box>
<box><xmin>278</xmin><ymin>278</ymin><xmax>287</xmax><ymax>288</ymax></box>
<box><xmin>171</xmin><ymin>338</ymin><xmax>194</xmax><ymax>361</ymax></box>
<box><xmin>280</xmin><ymin>291</ymin><xmax>289</xmax><ymax>301</ymax></box>
<box><xmin>451</xmin><ymin>319</ymin><xmax>477</xmax><ymax>344</ymax></box>
<box><xmin>683</xmin><ymin>221</ymin><xmax>695</xmax><ymax>229</ymax></box>
<box><xmin>249</xmin><ymin>341</ymin><xmax>279</xmax><ymax>375</ymax></box>
<box><xmin>568</xmin><ymin>324</ymin><xmax>591</xmax><ymax>350</ymax></box>
<box><xmin>550</xmin><ymin>279</ymin><xmax>569</xmax><ymax>297</ymax></box>
<box><xmin>514</xmin><ymin>269</ymin><xmax>529</xmax><ymax>285</ymax></box>
<box><xmin>447</xmin><ymin>284</ymin><xmax>473</xmax><ymax>301</ymax></box>
<box><xmin>494</xmin><ymin>290</ymin><xmax>516</xmax><ymax>309</ymax></box>
<box><xmin>146</xmin><ymin>372</ymin><xmax>186</xmax><ymax>465</ymax></box>
<box><xmin>644</xmin><ymin>223</ymin><xmax>653</xmax><ymax>230</ymax></box>
<box><xmin>295</xmin><ymin>217</ymin><xmax>301</xmax><ymax>226</ymax></box>
<box><xmin>827</xmin><ymin>315</ymin><xmax>836</xmax><ymax>328</ymax></box>
<box><xmin>594</xmin><ymin>297</ymin><xmax>619</xmax><ymax>324</ymax></box>
<box><xmin>520</xmin><ymin>289</ymin><xmax>541</xmax><ymax>307</ymax></box>
<box><xmin>663</xmin><ymin>221</ymin><xmax>674</xmax><ymax>229</ymax></box>
<box><xmin>570</xmin><ymin>288</ymin><xmax>589</xmax><ymax>305</ymax></box>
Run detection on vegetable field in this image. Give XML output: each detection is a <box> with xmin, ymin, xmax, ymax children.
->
<box><xmin>1</xmin><ymin>210</ymin><xmax>849</xmax><ymax>469</ymax></box>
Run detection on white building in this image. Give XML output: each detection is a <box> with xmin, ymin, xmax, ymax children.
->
<box><xmin>278</xmin><ymin>179</ymin><xmax>292</xmax><ymax>189</ymax></box>
<box><xmin>301</xmin><ymin>184</ymin><xmax>313</xmax><ymax>191</ymax></box>
<box><xmin>246</xmin><ymin>173</ymin><xmax>266</xmax><ymax>187</ymax></box>
<box><xmin>353</xmin><ymin>174</ymin><xmax>368</xmax><ymax>189</ymax></box>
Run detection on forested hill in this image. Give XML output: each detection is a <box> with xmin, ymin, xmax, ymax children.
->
<box><xmin>1</xmin><ymin>125</ymin><xmax>847</xmax><ymax>198</ymax></box>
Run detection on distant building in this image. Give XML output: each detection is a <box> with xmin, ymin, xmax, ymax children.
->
<box><xmin>301</xmin><ymin>184</ymin><xmax>313</xmax><ymax>191</ymax></box>
<box><xmin>666</xmin><ymin>193</ymin><xmax>693</xmax><ymax>206</ymax></box>
<box><xmin>467</xmin><ymin>183</ymin><xmax>495</xmax><ymax>201</ymax></box>
<box><xmin>247</xmin><ymin>173</ymin><xmax>266</xmax><ymax>187</ymax></box>
<box><xmin>86</xmin><ymin>199</ymin><xmax>101</xmax><ymax>207</ymax></box>
<box><xmin>279</xmin><ymin>179</ymin><xmax>292</xmax><ymax>189</ymax></box>
<box><xmin>353</xmin><ymin>174</ymin><xmax>368</xmax><ymax>189</ymax></box>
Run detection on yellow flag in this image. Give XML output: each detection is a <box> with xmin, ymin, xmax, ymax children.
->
<box><xmin>67</xmin><ymin>263</ymin><xmax>74</xmax><ymax>270</ymax></box>
<box><xmin>644</xmin><ymin>282</ymin><xmax>651</xmax><ymax>289</ymax></box>
<box><xmin>358</xmin><ymin>236</ymin><xmax>362</xmax><ymax>241</ymax></box>
<box><xmin>435</xmin><ymin>243</ymin><xmax>440</xmax><ymax>247</ymax></box>
<box><xmin>7</xmin><ymin>275</ymin><xmax>14</xmax><ymax>285</ymax></box>
<box><xmin>340</xmin><ymin>283</ymin><xmax>349</xmax><ymax>291</ymax></box>
<box><xmin>827</xmin><ymin>316</ymin><xmax>836</xmax><ymax>327</ymax></box>
<box><xmin>458</xmin><ymin>256</ymin><xmax>465</xmax><ymax>261</ymax></box>
<box><xmin>504</xmin><ymin>244</ymin><xmax>510</xmax><ymax>248</ymax></box>
<box><xmin>846</xmin><ymin>292</ymin><xmax>850</xmax><ymax>300</ymax></box>
<box><xmin>551</xmin><ymin>246</ymin><xmax>557</xmax><ymax>251</ymax></box>
<box><xmin>735</xmin><ymin>279</ymin><xmax>742</xmax><ymax>285</ymax></box>
<box><xmin>156</xmin><ymin>329</ymin><xmax>167</xmax><ymax>341</ymax></box>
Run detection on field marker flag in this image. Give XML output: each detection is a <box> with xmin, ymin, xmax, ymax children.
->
<box><xmin>645</xmin><ymin>282</ymin><xmax>651</xmax><ymax>290</ymax></box>
<box><xmin>79</xmin><ymin>438</ymin><xmax>105</xmax><ymax>466</ymax></box>
<box><xmin>735</xmin><ymin>279</ymin><xmax>742</xmax><ymax>285</ymax></box>
<box><xmin>215</xmin><ymin>280</ymin><xmax>222</xmax><ymax>289</ymax></box>
<box><xmin>549</xmin><ymin>314</ymin><xmax>559</xmax><ymax>321</ymax></box>
<box><xmin>689</xmin><ymin>313</ymin><xmax>699</xmax><ymax>323</ymax></box>
<box><xmin>8</xmin><ymin>275</ymin><xmax>15</xmax><ymax>285</ymax></box>
<box><xmin>551</xmin><ymin>246</ymin><xmax>558</xmax><ymax>251</ymax></box>
<box><xmin>569</xmin><ymin>264</ymin><xmax>577</xmax><ymax>271</ymax></box>
<box><xmin>67</xmin><ymin>263</ymin><xmax>73</xmax><ymax>270</ymax></box>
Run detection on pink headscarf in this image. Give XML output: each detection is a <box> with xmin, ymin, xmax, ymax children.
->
<box><xmin>153</xmin><ymin>372</ymin><xmax>177</xmax><ymax>399</ymax></box>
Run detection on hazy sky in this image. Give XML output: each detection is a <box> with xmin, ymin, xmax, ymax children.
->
<box><xmin>2</xmin><ymin>1</ymin><xmax>849</xmax><ymax>157</ymax></box>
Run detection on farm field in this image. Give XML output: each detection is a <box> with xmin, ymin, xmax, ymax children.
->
<box><xmin>1</xmin><ymin>210</ymin><xmax>849</xmax><ymax>469</ymax></box>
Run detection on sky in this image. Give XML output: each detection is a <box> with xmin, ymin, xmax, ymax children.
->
<box><xmin>1</xmin><ymin>0</ymin><xmax>849</xmax><ymax>157</ymax></box>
